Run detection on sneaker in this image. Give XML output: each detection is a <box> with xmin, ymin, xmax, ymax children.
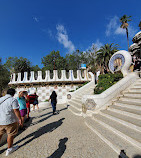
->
<box><xmin>5</xmin><ymin>146</ymin><xmax>19</xmax><ymax>156</ymax></box>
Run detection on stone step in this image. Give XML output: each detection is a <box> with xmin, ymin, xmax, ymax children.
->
<box><xmin>74</xmin><ymin>95</ymin><xmax>82</xmax><ymax>99</ymax></box>
<box><xmin>85</xmin><ymin>117</ymin><xmax>141</xmax><ymax>157</ymax></box>
<box><xmin>123</xmin><ymin>93</ymin><xmax>141</xmax><ymax>98</ymax></box>
<box><xmin>129</xmin><ymin>88</ymin><xmax>141</xmax><ymax>93</ymax></box>
<box><xmin>133</xmin><ymin>84</ymin><xmax>141</xmax><ymax>88</ymax></box>
<box><xmin>109</xmin><ymin>106</ymin><xmax>141</xmax><ymax>120</ymax></box>
<box><xmin>72</xmin><ymin>98</ymin><xmax>82</xmax><ymax>104</ymax></box>
<box><xmin>68</xmin><ymin>100</ymin><xmax>82</xmax><ymax>109</ymax></box>
<box><xmin>114</xmin><ymin>100</ymin><xmax>141</xmax><ymax>110</ymax></box>
<box><xmin>67</xmin><ymin>104</ymin><xmax>82</xmax><ymax>116</ymax></box>
<box><xmin>100</xmin><ymin>110</ymin><xmax>141</xmax><ymax>132</ymax></box>
<box><xmin>115</xmin><ymin>97</ymin><xmax>141</xmax><ymax>106</ymax></box>
<box><xmin>93</xmin><ymin>114</ymin><xmax>141</xmax><ymax>146</ymax></box>
<box><xmin>124</xmin><ymin>91</ymin><xmax>141</xmax><ymax>95</ymax></box>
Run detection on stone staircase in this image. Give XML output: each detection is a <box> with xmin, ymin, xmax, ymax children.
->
<box><xmin>67</xmin><ymin>82</ymin><xmax>95</xmax><ymax>116</ymax></box>
<box><xmin>85</xmin><ymin>78</ymin><xmax>141</xmax><ymax>157</ymax></box>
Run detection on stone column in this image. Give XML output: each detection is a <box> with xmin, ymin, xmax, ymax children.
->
<box><xmin>17</xmin><ymin>73</ymin><xmax>21</xmax><ymax>83</ymax></box>
<box><xmin>37</xmin><ymin>71</ymin><xmax>42</xmax><ymax>82</ymax></box>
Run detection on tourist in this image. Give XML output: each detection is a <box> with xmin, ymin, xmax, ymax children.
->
<box><xmin>48</xmin><ymin>91</ymin><xmax>57</xmax><ymax>115</ymax></box>
<box><xmin>33</xmin><ymin>92</ymin><xmax>39</xmax><ymax>111</ymax></box>
<box><xmin>23</xmin><ymin>91</ymin><xmax>30</xmax><ymax>121</ymax></box>
<box><xmin>0</xmin><ymin>88</ymin><xmax>22</xmax><ymax>156</ymax></box>
<box><xmin>17</xmin><ymin>91</ymin><xmax>27</xmax><ymax>130</ymax></box>
<box><xmin>96</xmin><ymin>70</ymin><xmax>100</xmax><ymax>84</ymax></box>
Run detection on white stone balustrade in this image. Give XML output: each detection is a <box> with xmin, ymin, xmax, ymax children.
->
<box><xmin>9</xmin><ymin>70</ymin><xmax>92</xmax><ymax>84</ymax></box>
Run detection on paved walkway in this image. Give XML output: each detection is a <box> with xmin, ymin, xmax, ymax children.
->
<box><xmin>0</xmin><ymin>104</ymin><xmax>118</xmax><ymax>158</ymax></box>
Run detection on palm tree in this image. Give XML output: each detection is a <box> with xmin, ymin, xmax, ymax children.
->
<box><xmin>96</xmin><ymin>43</ymin><xmax>119</xmax><ymax>72</ymax></box>
<box><xmin>139</xmin><ymin>21</ymin><xmax>141</xmax><ymax>30</ymax></box>
<box><xmin>120</xmin><ymin>15</ymin><xmax>131</xmax><ymax>50</ymax></box>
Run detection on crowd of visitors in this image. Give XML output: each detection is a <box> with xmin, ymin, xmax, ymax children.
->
<box><xmin>0</xmin><ymin>88</ymin><xmax>57</xmax><ymax>156</ymax></box>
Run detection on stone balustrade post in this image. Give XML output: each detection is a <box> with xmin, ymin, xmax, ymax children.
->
<box><xmin>30</xmin><ymin>71</ymin><xmax>35</xmax><ymax>82</ymax></box>
<box><xmin>37</xmin><ymin>71</ymin><xmax>42</xmax><ymax>82</ymax></box>
<box><xmin>61</xmin><ymin>70</ymin><xmax>66</xmax><ymax>81</ymax></box>
<box><xmin>12</xmin><ymin>73</ymin><xmax>16</xmax><ymax>83</ymax></box>
<box><xmin>17</xmin><ymin>73</ymin><xmax>21</xmax><ymax>83</ymax></box>
<box><xmin>23</xmin><ymin>72</ymin><xmax>28</xmax><ymax>83</ymax></box>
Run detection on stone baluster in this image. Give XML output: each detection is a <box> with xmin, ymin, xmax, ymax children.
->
<box><xmin>37</xmin><ymin>71</ymin><xmax>42</xmax><ymax>82</ymax></box>
<box><xmin>61</xmin><ymin>70</ymin><xmax>66</xmax><ymax>81</ymax></box>
<box><xmin>9</xmin><ymin>74</ymin><xmax>13</xmax><ymax>84</ymax></box>
<box><xmin>12</xmin><ymin>73</ymin><xmax>16</xmax><ymax>83</ymax></box>
<box><xmin>23</xmin><ymin>72</ymin><xmax>28</xmax><ymax>83</ymax></box>
<box><xmin>30</xmin><ymin>71</ymin><xmax>35</xmax><ymax>82</ymax></box>
<box><xmin>17</xmin><ymin>73</ymin><xmax>21</xmax><ymax>83</ymax></box>
<box><xmin>77</xmin><ymin>70</ymin><xmax>81</xmax><ymax>81</ymax></box>
<box><xmin>44</xmin><ymin>71</ymin><xmax>48</xmax><ymax>82</ymax></box>
<box><xmin>69</xmin><ymin>70</ymin><xmax>74</xmax><ymax>81</ymax></box>
<box><xmin>84</xmin><ymin>70</ymin><xmax>87</xmax><ymax>80</ymax></box>
<box><xmin>53</xmin><ymin>70</ymin><xmax>58</xmax><ymax>81</ymax></box>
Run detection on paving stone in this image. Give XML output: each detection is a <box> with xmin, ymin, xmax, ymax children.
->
<box><xmin>0</xmin><ymin>104</ymin><xmax>117</xmax><ymax>158</ymax></box>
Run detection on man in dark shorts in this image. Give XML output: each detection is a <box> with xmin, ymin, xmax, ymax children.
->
<box><xmin>0</xmin><ymin>88</ymin><xmax>22</xmax><ymax>156</ymax></box>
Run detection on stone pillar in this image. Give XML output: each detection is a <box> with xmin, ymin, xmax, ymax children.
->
<box><xmin>30</xmin><ymin>71</ymin><xmax>35</xmax><ymax>82</ymax></box>
<box><xmin>23</xmin><ymin>72</ymin><xmax>28</xmax><ymax>83</ymax></box>
<box><xmin>53</xmin><ymin>70</ymin><xmax>58</xmax><ymax>81</ymax></box>
<box><xmin>44</xmin><ymin>70</ymin><xmax>49</xmax><ymax>82</ymax></box>
<box><xmin>37</xmin><ymin>71</ymin><xmax>42</xmax><ymax>82</ymax></box>
<box><xmin>61</xmin><ymin>70</ymin><xmax>66</xmax><ymax>81</ymax></box>
<box><xmin>77</xmin><ymin>70</ymin><xmax>81</xmax><ymax>80</ymax></box>
<box><xmin>69</xmin><ymin>70</ymin><xmax>74</xmax><ymax>81</ymax></box>
<box><xmin>17</xmin><ymin>73</ymin><xmax>21</xmax><ymax>83</ymax></box>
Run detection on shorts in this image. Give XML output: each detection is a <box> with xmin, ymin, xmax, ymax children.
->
<box><xmin>20</xmin><ymin>109</ymin><xmax>27</xmax><ymax>117</ymax></box>
<box><xmin>0</xmin><ymin>122</ymin><xmax>18</xmax><ymax>137</ymax></box>
<box><xmin>33</xmin><ymin>100</ymin><xmax>38</xmax><ymax>105</ymax></box>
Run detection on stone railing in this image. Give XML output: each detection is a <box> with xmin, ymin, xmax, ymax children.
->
<box><xmin>82</xmin><ymin>72</ymin><xmax>140</xmax><ymax>116</ymax></box>
<box><xmin>66</xmin><ymin>72</ymin><xmax>95</xmax><ymax>100</ymax></box>
<box><xmin>9</xmin><ymin>70</ymin><xmax>92</xmax><ymax>85</ymax></box>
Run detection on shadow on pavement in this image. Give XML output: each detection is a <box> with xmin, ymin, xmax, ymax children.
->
<box><xmin>31</xmin><ymin>106</ymin><xmax>68</xmax><ymax>126</ymax></box>
<box><xmin>133</xmin><ymin>155</ymin><xmax>141</xmax><ymax>158</ymax></box>
<box><xmin>14</xmin><ymin>118</ymin><xmax>65</xmax><ymax>148</ymax></box>
<box><xmin>47</xmin><ymin>137</ymin><xmax>68</xmax><ymax>158</ymax></box>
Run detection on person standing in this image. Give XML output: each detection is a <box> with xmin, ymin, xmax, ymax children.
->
<box><xmin>23</xmin><ymin>91</ymin><xmax>30</xmax><ymax>121</ymax></box>
<box><xmin>96</xmin><ymin>70</ymin><xmax>100</xmax><ymax>84</ymax></box>
<box><xmin>49</xmin><ymin>91</ymin><xmax>57</xmax><ymax>115</ymax></box>
<box><xmin>33</xmin><ymin>92</ymin><xmax>39</xmax><ymax>111</ymax></box>
<box><xmin>0</xmin><ymin>88</ymin><xmax>22</xmax><ymax>156</ymax></box>
<box><xmin>17</xmin><ymin>91</ymin><xmax>27</xmax><ymax>130</ymax></box>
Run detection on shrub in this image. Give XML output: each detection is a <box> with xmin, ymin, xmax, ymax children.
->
<box><xmin>94</xmin><ymin>73</ymin><xmax>123</xmax><ymax>94</ymax></box>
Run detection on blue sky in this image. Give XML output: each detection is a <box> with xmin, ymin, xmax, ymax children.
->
<box><xmin>0</xmin><ymin>0</ymin><xmax>141</xmax><ymax>67</ymax></box>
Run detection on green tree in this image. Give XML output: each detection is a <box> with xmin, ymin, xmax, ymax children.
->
<box><xmin>4</xmin><ymin>57</ymin><xmax>32</xmax><ymax>73</ymax></box>
<box><xmin>31</xmin><ymin>65</ymin><xmax>41</xmax><ymax>72</ymax></box>
<box><xmin>87</xmin><ymin>44</ymin><xmax>98</xmax><ymax>73</ymax></box>
<box><xmin>120</xmin><ymin>15</ymin><xmax>131</xmax><ymax>50</ymax></box>
<box><xmin>139</xmin><ymin>21</ymin><xmax>141</xmax><ymax>30</ymax></box>
<box><xmin>96</xmin><ymin>43</ymin><xmax>119</xmax><ymax>72</ymax></box>
<box><xmin>0</xmin><ymin>59</ymin><xmax>10</xmax><ymax>96</ymax></box>
<box><xmin>42</xmin><ymin>50</ymin><xmax>67</xmax><ymax>70</ymax></box>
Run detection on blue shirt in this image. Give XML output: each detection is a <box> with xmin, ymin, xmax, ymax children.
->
<box><xmin>17</xmin><ymin>97</ymin><xmax>26</xmax><ymax>110</ymax></box>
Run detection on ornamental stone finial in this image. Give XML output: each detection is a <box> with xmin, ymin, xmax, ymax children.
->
<box><xmin>109</xmin><ymin>50</ymin><xmax>132</xmax><ymax>77</ymax></box>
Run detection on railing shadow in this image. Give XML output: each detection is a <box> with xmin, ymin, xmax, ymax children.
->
<box><xmin>47</xmin><ymin>137</ymin><xmax>68</xmax><ymax>158</ymax></box>
<box><xmin>14</xmin><ymin>118</ymin><xmax>65</xmax><ymax>148</ymax></box>
<box><xmin>133</xmin><ymin>155</ymin><xmax>141</xmax><ymax>158</ymax></box>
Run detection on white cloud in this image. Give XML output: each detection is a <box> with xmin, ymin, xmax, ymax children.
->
<box><xmin>85</xmin><ymin>39</ymin><xmax>103</xmax><ymax>54</ymax></box>
<box><xmin>56</xmin><ymin>24</ymin><xmax>75</xmax><ymax>53</ymax></box>
<box><xmin>106</xmin><ymin>16</ymin><xmax>137</xmax><ymax>38</ymax></box>
<box><xmin>94</xmin><ymin>39</ymin><xmax>103</xmax><ymax>50</ymax></box>
<box><xmin>33</xmin><ymin>17</ymin><xmax>39</xmax><ymax>22</ymax></box>
<box><xmin>47</xmin><ymin>29</ymin><xmax>53</xmax><ymax>38</ymax></box>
